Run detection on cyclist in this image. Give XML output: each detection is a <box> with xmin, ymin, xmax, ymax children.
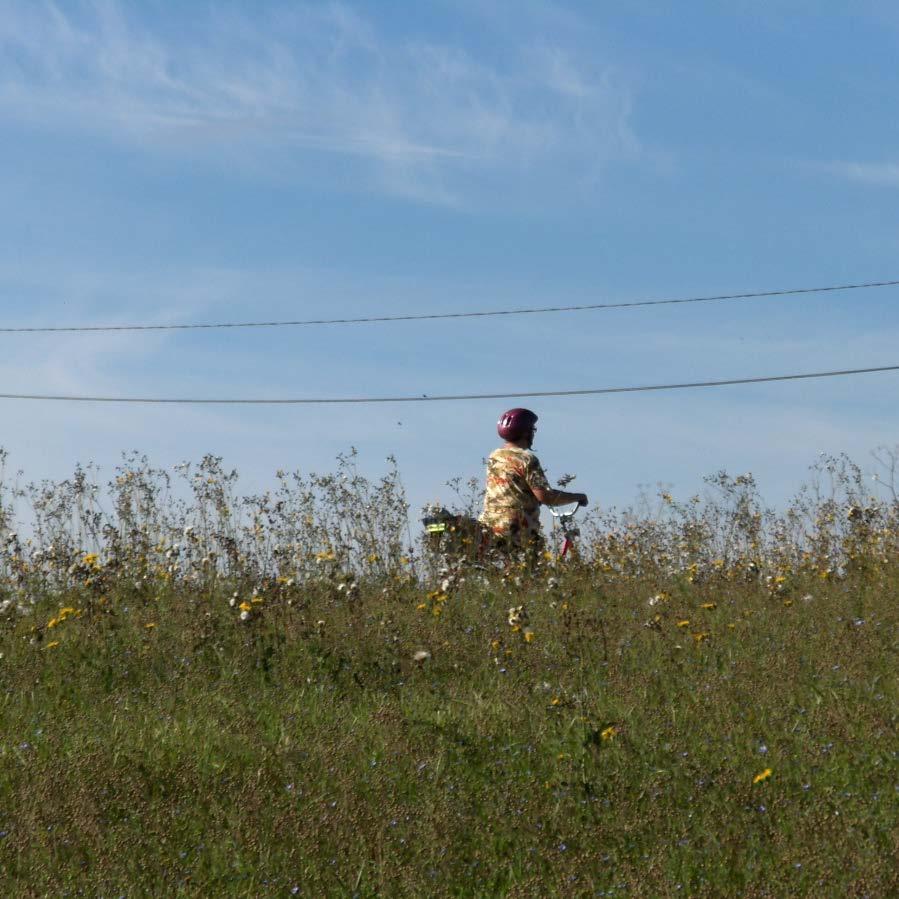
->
<box><xmin>479</xmin><ymin>408</ymin><xmax>588</xmax><ymax>556</ymax></box>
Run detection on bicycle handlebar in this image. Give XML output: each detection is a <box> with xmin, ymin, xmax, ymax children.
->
<box><xmin>548</xmin><ymin>502</ymin><xmax>582</xmax><ymax>520</ymax></box>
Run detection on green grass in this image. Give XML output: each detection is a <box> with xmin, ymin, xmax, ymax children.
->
<box><xmin>0</xmin><ymin>568</ymin><xmax>896</xmax><ymax>897</ymax></box>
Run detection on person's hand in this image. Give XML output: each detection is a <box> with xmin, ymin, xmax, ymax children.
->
<box><xmin>574</xmin><ymin>493</ymin><xmax>588</xmax><ymax>507</ymax></box>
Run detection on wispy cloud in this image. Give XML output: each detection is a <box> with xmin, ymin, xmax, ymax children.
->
<box><xmin>819</xmin><ymin>161</ymin><xmax>899</xmax><ymax>188</ymax></box>
<box><xmin>0</xmin><ymin>0</ymin><xmax>640</xmax><ymax>204</ymax></box>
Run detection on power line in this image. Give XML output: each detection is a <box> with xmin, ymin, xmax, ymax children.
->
<box><xmin>1</xmin><ymin>363</ymin><xmax>896</xmax><ymax>405</ymax></box>
<box><xmin>1</xmin><ymin>278</ymin><xmax>897</xmax><ymax>333</ymax></box>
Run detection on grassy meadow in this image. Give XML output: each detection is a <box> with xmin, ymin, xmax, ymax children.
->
<box><xmin>0</xmin><ymin>451</ymin><xmax>896</xmax><ymax>896</ymax></box>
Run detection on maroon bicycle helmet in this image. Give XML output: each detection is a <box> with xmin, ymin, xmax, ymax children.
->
<box><xmin>497</xmin><ymin>408</ymin><xmax>538</xmax><ymax>441</ymax></box>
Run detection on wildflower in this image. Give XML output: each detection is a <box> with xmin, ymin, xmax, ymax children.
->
<box><xmin>239</xmin><ymin>610</ymin><xmax>251</xmax><ymax>622</ymax></box>
<box><xmin>416</xmin><ymin>603</ymin><xmax>427</xmax><ymax>611</ymax></box>
<box><xmin>753</xmin><ymin>768</ymin><xmax>772</xmax><ymax>784</ymax></box>
<box><xmin>45</xmin><ymin>641</ymin><xmax>60</xmax><ymax>649</ymax></box>
<box><xmin>523</xmin><ymin>629</ymin><xmax>535</xmax><ymax>643</ymax></box>
<box><xmin>490</xmin><ymin>639</ymin><xmax>501</xmax><ymax>651</ymax></box>
<box><xmin>676</xmin><ymin>619</ymin><xmax>690</xmax><ymax>628</ymax></box>
<box><xmin>550</xmin><ymin>697</ymin><xmax>562</xmax><ymax>706</ymax></box>
<box><xmin>239</xmin><ymin>601</ymin><xmax>252</xmax><ymax>613</ymax></box>
<box><xmin>692</xmin><ymin>632</ymin><xmax>710</xmax><ymax>644</ymax></box>
<box><xmin>508</xmin><ymin>606</ymin><xmax>529</xmax><ymax>627</ymax></box>
<box><xmin>144</xmin><ymin>622</ymin><xmax>157</xmax><ymax>629</ymax></box>
<box><xmin>412</xmin><ymin>650</ymin><xmax>431</xmax><ymax>663</ymax></box>
<box><xmin>766</xmin><ymin>574</ymin><xmax>788</xmax><ymax>592</ymax></box>
<box><xmin>601</xmin><ymin>726</ymin><xmax>619</xmax><ymax>741</ymax></box>
<box><xmin>251</xmin><ymin>595</ymin><xmax>263</xmax><ymax>604</ymax></box>
<box><xmin>783</xmin><ymin>599</ymin><xmax>793</xmax><ymax>607</ymax></box>
<box><xmin>700</xmin><ymin>602</ymin><xmax>717</xmax><ymax>610</ymax></box>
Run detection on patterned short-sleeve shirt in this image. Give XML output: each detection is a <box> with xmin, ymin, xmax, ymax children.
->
<box><xmin>479</xmin><ymin>446</ymin><xmax>551</xmax><ymax>536</ymax></box>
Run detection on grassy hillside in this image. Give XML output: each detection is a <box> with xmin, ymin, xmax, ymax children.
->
<box><xmin>1</xmin><ymin>566</ymin><xmax>895</xmax><ymax>896</ymax></box>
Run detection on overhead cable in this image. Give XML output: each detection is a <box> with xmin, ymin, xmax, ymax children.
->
<box><xmin>1</xmin><ymin>363</ymin><xmax>897</xmax><ymax>404</ymax></box>
<box><xmin>1</xmin><ymin>278</ymin><xmax>897</xmax><ymax>333</ymax></box>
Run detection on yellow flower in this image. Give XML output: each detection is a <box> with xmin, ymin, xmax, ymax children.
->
<box><xmin>251</xmin><ymin>595</ymin><xmax>263</xmax><ymax>604</ymax></box>
<box><xmin>144</xmin><ymin>622</ymin><xmax>157</xmax><ymax>629</ymax></box>
<box><xmin>783</xmin><ymin>599</ymin><xmax>793</xmax><ymax>607</ymax></box>
<box><xmin>416</xmin><ymin>603</ymin><xmax>427</xmax><ymax>611</ymax></box>
<box><xmin>700</xmin><ymin>602</ymin><xmax>717</xmax><ymax>610</ymax></box>
<box><xmin>692</xmin><ymin>632</ymin><xmax>710</xmax><ymax>643</ymax></box>
<box><xmin>550</xmin><ymin>697</ymin><xmax>562</xmax><ymax>706</ymax></box>
<box><xmin>47</xmin><ymin>617</ymin><xmax>59</xmax><ymax>629</ymax></box>
<box><xmin>239</xmin><ymin>601</ymin><xmax>252</xmax><ymax>612</ymax></box>
<box><xmin>367</xmin><ymin>554</ymin><xmax>380</xmax><ymax>563</ymax></box>
<box><xmin>523</xmin><ymin>629</ymin><xmax>535</xmax><ymax>643</ymax></box>
<box><xmin>490</xmin><ymin>639</ymin><xmax>501</xmax><ymax>651</ymax></box>
<box><xmin>600</xmin><ymin>726</ymin><xmax>619</xmax><ymax>741</ymax></box>
<box><xmin>753</xmin><ymin>768</ymin><xmax>772</xmax><ymax>784</ymax></box>
<box><xmin>676</xmin><ymin>619</ymin><xmax>690</xmax><ymax>628</ymax></box>
<box><xmin>45</xmin><ymin>641</ymin><xmax>60</xmax><ymax>649</ymax></box>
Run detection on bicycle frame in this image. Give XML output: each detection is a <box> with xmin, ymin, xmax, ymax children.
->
<box><xmin>548</xmin><ymin>503</ymin><xmax>581</xmax><ymax>558</ymax></box>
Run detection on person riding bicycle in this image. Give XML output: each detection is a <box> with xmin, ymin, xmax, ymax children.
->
<box><xmin>479</xmin><ymin>408</ymin><xmax>588</xmax><ymax>554</ymax></box>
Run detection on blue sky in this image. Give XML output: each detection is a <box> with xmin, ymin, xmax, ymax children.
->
<box><xmin>1</xmin><ymin>0</ymin><xmax>898</xmax><ymax>521</ymax></box>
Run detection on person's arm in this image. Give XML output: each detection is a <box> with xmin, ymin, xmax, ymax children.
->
<box><xmin>526</xmin><ymin>455</ymin><xmax>588</xmax><ymax>507</ymax></box>
<box><xmin>532</xmin><ymin>485</ymin><xmax>588</xmax><ymax>507</ymax></box>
